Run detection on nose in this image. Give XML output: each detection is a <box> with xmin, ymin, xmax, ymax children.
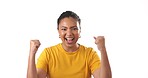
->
<box><xmin>66</xmin><ymin>29</ymin><xmax>73</xmax><ymax>36</ymax></box>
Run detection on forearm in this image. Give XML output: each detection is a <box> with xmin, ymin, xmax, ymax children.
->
<box><xmin>100</xmin><ymin>48</ymin><xmax>112</xmax><ymax>78</ymax></box>
<box><xmin>27</xmin><ymin>53</ymin><xmax>38</xmax><ymax>78</ymax></box>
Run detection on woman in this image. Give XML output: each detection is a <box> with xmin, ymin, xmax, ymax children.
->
<box><xmin>27</xmin><ymin>11</ymin><xmax>112</xmax><ymax>78</ymax></box>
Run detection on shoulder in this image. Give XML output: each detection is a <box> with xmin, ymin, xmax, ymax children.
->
<box><xmin>79</xmin><ymin>44</ymin><xmax>100</xmax><ymax>62</ymax></box>
<box><xmin>45</xmin><ymin>43</ymin><xmax>61</xmax><ymax>50</ymax></box>
<box><xmin>79</xmin><ymin>44</ymin><xmax>97</xmax><ymax>55</ymax></box>
<box><xmin>80</xmin><ymin>44</ymin><xmax>95</xmax><ymax>52</ymax></box>
<box><xmin>42</xmin><ymin>43</ymin><xmax>61</xmax><ymax>54</ymax></box>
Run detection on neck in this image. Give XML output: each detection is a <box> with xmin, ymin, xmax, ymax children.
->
<box><xmin>62</xmin><ymin>43</ymin><xmax>79</xmax><ymax>52</ymax></box>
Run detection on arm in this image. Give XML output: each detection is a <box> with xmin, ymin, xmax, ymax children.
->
<box><xmin>93</xmin><ymin>36</ymin><xmax>112</xmax><ymax>78</ymax></box>
<box><xmin>27</xmin><ymin>40</ymin><xmax>47</xmax><ymax>78</ymax></box>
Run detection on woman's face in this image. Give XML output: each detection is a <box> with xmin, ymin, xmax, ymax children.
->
<box><xmin>58</xmin><ymin>17</ymin><xmax>81</xmax><ymax>48</ymax></box>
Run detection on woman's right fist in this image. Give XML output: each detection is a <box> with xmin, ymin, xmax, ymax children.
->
<box><xmin>30</xmin><ymin>40</ymin><xmax>41</xmax><ymax>54</ymax></box>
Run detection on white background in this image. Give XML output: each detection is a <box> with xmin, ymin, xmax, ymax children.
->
<box><xmin>0</xmin><ymin>0</ymin><xmax>148</xmax><ymax>78</ymax></box>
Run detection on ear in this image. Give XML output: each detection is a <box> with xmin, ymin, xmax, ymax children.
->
<box><xmin>79</xmin><ymin>30</ymin><xmax>81</xmax><ymax>38</ymax></box>
<box><xmin>58</xmin><ymin>29</ymin><xmax>61</xmax><ymax>38</ymax></box>
<box><xmin>79</xmin><ymin>27</ymin><xmax>81</xmax><ymax>33</ymax></box>
<box><xmin>57</xmin><ymin>28</ymin><xmax>60</xmax><ymax>34</ymax></box>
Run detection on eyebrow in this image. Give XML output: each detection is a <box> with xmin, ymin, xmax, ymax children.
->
<box><xmin>61</xmin><ymin>26</ymin><xmax>78</xmax><ymax>28</ymax></box>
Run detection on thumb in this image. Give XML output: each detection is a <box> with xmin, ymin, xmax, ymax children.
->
<box><xmin>93</xmin><ymin>36</ymin><xmax>96</xmax><ymax>40</ymax></box>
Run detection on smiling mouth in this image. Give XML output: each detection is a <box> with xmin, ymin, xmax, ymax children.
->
<box><xmin>65</xmin><ymin>38</ymin><xmax>74</xmax><ymax>44</ymax></box>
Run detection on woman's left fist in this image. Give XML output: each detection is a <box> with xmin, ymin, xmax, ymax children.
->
<box><xmin>94</xmin><ymin>36</ymin><xmax>106</xmax><ymax>51</ymax></box>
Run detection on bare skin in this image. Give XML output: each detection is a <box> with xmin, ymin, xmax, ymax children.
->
<box><xmin>58</xmin><ymin>17</ymin><xmax>81</xmax><ymax>52</ymax></box>
<box><xmin>27</xmin><ymin>40</ymin><xmax>47</xmax><ymax>78</ymax></box>
<box><xmin>93</xmin><ymin>36</ymin><xmax>112</xmax><ymax>78</ymax></box>
<box><xmin>27</xmin><ymin>17</ymin><xmax>112</xmax><ymax>78</ymax></box>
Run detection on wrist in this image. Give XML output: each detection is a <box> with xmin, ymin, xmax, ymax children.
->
<box><xmin>97</xmin><ymin>45</ymin><xmax>106</xmax><ymax>51</ymax></box>
<box><xmin>29</xmin><ymin>51</ymin><xmax>36</xmax><ymax>57</ymax></box>
<box><xmin>98</xmin><ymin>46</ymin><xmax>107</xmax><ymax>54</ymax></box>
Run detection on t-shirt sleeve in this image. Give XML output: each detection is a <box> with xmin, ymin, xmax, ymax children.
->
<box><xmin>36</xmin><ymin>48</ymin><xmax>49</xmax><ymax>72</ymax></box>
<box><xmin>88</xmin><ymin>48</ymin><xmax>101</xmax><ymax>74</ymax></box>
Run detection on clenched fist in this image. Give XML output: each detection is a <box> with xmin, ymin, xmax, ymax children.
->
<box><xmin>30</xmin><ymin>40</ymin><xmax>41</xmax><ymax>54</ymax></box>
<box><xmin>94</xmin><ymin>36</ymin><xmax>106</xmax><ymax>52</ymax></box>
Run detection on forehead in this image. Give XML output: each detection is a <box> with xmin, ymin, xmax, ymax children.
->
<box><xmin>59</xmin><ymin>17</ymin><xmax>79</xmax><ymax>27</ymax></box>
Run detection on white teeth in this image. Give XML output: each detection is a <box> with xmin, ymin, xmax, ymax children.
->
<box><xmin>66</xmin><ymin>38</ymin><xmax>74</xmax><ymax>40</ymax></box>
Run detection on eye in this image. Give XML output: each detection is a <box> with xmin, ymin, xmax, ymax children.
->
<box><xmin>61</xmin><ymin>28</ymin><xmax>66</xmax><ymax>31</ymax></box>
<box><xmin>72</xmin><ymin>27</ymin><xmax>78</xmax><ymax>30</ymax></box>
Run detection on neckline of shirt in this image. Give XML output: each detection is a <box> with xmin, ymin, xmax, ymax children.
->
<box><xmin>59</xmin><ymin>43</ymin><xmax>81</xmax><ymax>54</ymax></box>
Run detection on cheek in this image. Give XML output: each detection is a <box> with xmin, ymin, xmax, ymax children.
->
<box><xmin>60</xmin><ymin>32</ymin><xmax>65</xmax><ymax>36</ymax></box>
<box><xmin>59</xmin><ymin>31</ymin><xmax>65</xmax><ymax>38</ymax></box>
<box><xmin>74</xmin><ymin>32</ymin><xmax>80</xmax><ymax>37</ymax></box>
<box><xmin>61</xmin><ymin>32</ymin><xmax>65</xmax><ymax>35</ymax></box>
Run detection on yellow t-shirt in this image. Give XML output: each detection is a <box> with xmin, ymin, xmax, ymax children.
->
<box><xmin>36</xmin><ymin>43</ymin><xmax>101</xmax><ymax>78</ymax></box>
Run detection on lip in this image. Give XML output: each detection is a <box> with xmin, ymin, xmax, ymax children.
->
<box><xmin>65</xmin><ymin>38</ymin><xmax>74</xmax><ymax>44</ymax></box>
<box><xmin>65</xmin><ymin>38</ymin><xmax>74</xmax><ymax>40</ymax></box>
